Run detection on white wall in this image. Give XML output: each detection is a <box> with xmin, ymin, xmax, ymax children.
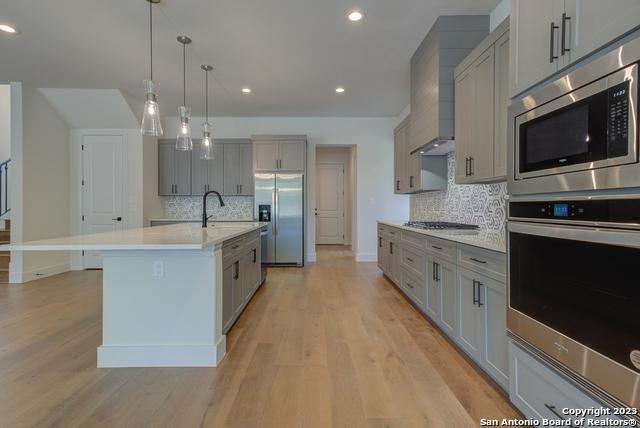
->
<box><xmin>162</xmin><ymin>116</ymin><xmax>409</xmax><ymax>262</ymax></box>
<box><xmin>0</xmin><ymin>85</ymin><xmax>10</xmax><ymax>163</ymax></box>
<box><xmin>10</xmin><ymin>84</ymin><xmax>71</xmax><ymax>282</ymax></box>
<box><xmin>316</xmin><ymin>146</ymin><xmax>355</xmax><ymax>245</ymax></box>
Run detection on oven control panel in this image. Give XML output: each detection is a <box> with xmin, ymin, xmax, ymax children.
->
<box><xmin>607</xmin><ymin>80</ymin><xmax>630</xmax><ymax>156</ymax></box>
<box><xmin>509</xmin><ymin>199</ymin><xmax>640</xmax><ymax>224</ymax></box>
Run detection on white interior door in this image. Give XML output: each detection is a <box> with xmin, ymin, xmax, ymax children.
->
<box><xmin>82</xmin><ymin>134</ymin><xmax>125</xmax><ymax>268</ymax></box>
<box><xmin>315</xmin><ymin>163</ymin><xmax>344</xmax><ymax>245</ymax></box>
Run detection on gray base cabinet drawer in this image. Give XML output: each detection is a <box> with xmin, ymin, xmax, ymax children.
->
<box><xmin>400</xmin><ymin>229</ymin><xmax>427</xmax><ymax>250</ymax></box>
<box><xmin>459</xmin><ymin>244</ymin><xmax>506</xmax><ymax>282</ymax></box>
<box><xmin>400</xmin><ymin>268</ymin><xmax>425</xmax><ymax>307</ymax></box>
<box><xmin>399</xmin><ymin>245</ymin><xmax>426</xmax><ymax>280</ymax></box>
<box><xmin>509</xmin><ymin>342</ymin><xmax>624</xmax><ymax>426</ymax></box>
<box><xmin>426</xmin><ymin>236</ymin><xmax>456</xmax><ymax>262</ymax></box>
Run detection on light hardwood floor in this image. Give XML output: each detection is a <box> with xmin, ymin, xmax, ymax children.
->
<box><xmin>0</xmin><ymin>246</ymin><xmax>518</xmax><ymax>427</ymax></box>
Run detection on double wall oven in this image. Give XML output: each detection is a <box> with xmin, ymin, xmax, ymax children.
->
<box><xmin>508</xmin><ymin>36</ymin><xmax>640</xmax><ymax>409</ymax></box>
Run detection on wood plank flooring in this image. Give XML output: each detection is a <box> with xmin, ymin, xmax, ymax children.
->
<box><xmin>0</xmin><ymin>245</ymin><xmax>518</xmax><ymax>427</ymax></box>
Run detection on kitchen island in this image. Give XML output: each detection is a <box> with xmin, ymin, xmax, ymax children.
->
<box><xmin>3</xmin><ymin>222</ymin><xmax>267</xmax><ymax>368</ymax></box>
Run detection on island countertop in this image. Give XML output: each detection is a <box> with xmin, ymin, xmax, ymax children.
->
<box><xmin>2</xmin><ymin>222</ymin><xmax>268</xmax><ymax>251</ymax></box>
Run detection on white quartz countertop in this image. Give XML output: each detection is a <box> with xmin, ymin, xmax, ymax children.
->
<box><xmin>2</xmin><ymin>222</ymin><xmax>269</xmax><ymax>251</ymax></box>
<box><xmin>378</xmin><ymin>220</ymin><xmax>506</xmax><ymax>253</ymax></box>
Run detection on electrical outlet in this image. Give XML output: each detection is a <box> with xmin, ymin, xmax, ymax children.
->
<box><xmin>153</xmin><ymin>261</ymin><xmax>164</xmax><ymax>277</ymax></box>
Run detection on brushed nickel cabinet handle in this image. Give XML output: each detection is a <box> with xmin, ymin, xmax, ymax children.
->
<box><xmin>470</xmin><ymin>257</ymin><xmax>487</xmax><ymax>264</ymax></box>
<box><xmin>561</xmin><ymin>13</ymin><xmax>571</xmax><ymax>55</ymax></box>
<box><xmin>549</xmin><ymin>22</ymin><xmax>559</xmax><ymax>63</ymax></box>
<box><xmin>432</xmin><ymin>245</ymin><xmax>443</xmax><ymax>250</ymax></box>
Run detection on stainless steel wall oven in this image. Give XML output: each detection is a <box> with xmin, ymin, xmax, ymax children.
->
<box><xmin>508</xmin><ymin>196</ymin><xmax>640</xmax><ymax>408</ymax></box>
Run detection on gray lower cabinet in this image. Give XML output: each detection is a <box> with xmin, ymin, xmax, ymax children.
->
<box><xmin>158</xmin><ymin>140</ymin><xmax>192</xmax><ymax>195</ymax></box>
<box><xmin>509</xmin><ymin>341</ymin><xmax>624</xmax><ymax>425</ymax></box>
<box><xmin>222</xmin><ymin>232</ymin><xmax>262</xmax><ymax>334</ymax></box>
<box><xmin>223</xmin><ymin>142</ymin><xmax>253</xmax><ymax>196</ymax></box>
<box><xmin>377</xmin><ymin>223</ymin><xmax>508</xmax><ymax>390</ymax></box>
<box><xmin>191</xmin><ymin>140</ymin><xmax>224</xmax><ymax>196</ymax></box>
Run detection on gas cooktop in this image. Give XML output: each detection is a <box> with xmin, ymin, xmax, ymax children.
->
<box><xmin>403</xmin><ymin>221</ymin><xmax>479</xmax><ymax>230</ymax></box>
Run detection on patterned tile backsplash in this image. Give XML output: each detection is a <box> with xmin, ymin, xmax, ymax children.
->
<box><xmin>163</xmin><ymin>196</ymin><xmax>254</xmax><ymax>220</ymax></box>
<box><xmin>410</xmin><ymin>152</ymin><xmax>507</xmax><ymax>234</ymax></box>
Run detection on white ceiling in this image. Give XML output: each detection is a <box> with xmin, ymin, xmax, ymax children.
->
<box><xmin>0</xmin><ymin>0</ymin><xmax>499</xmax><ymax>117</ymax></box>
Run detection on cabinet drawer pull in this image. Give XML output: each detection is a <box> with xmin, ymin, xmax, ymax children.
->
<box><xmin>544</xmin><ymin>404</ymin><xmax>573</xmax><ymax>426</ymax></box>
<box><xmin>406</xmin><ymin>282</ymin><xmax>414</xmax><ymax>289</ymax></box>
<box><xmin>389</xmin><ymin>242</ymin><xmax>394</xmax><ymax>255</ymax></box>
<box><xmin>470</xmin><ymin>257</ymin><xmax>487</xmax><ymax>264</ymax></box>
<box><xmin>406</xmin><ymin>257</ymin><xmax>414</xmax><ymax>263</ymax></box>
<box><xmin>549</xmin><ymin>22</ymin><xmax>559</xmax><ymax>63</ymax></box>
<box><xmin>232</xmin><ymin>245</ymin><xmax>240</xmax><ymax>250</ymax></box>
<box><xmin>431</xmin><ymin>245</ymin><xmax>443</xmax><ymax>250</ymax></box>
<box><xmin>472</xmin><ymin>280</ymin><xmax>478</xmax><ymax>305</ymax></box>
<box><xmin>561</xmin><ymin>13</ymin><xmax>571</xmax><ymax>55</ymax></box>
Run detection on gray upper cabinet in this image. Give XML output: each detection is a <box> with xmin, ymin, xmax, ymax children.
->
<box><xmin>191</xmin><ymin>140</ymin><xmax>224</xmax><ymax>196</ymax></box>
<box><xmin>394</xmin><ymin>115</ymin><xmax>447</xmax><ymax>194</ymax></box>
<box><xmin>252</xmin><ymin>136</ymin><xmax>306</xmax><ymax>172</ymax></box>
<box><xmin>454</xmin><ymin>20</ymin><xmax>509</xmax><ymax>184</ymax></box>
<box><xmin>158</xmin><ymin>139</ymin><xmax>191</xmax><ymax>196</ymax></box>
<box><xmin>510</xmin><ymin>0</ymin><xmax>640</xmax><ymax>97</ymax></box>
<box><xmin>409</xmin><ymin>16</ymin><xmax>489</xmax><ymax>154</ymax></box>
<box><xmin>222</xmin><ymin>141</ymin><xmax>253</xmax><ymax>196</ymax></box>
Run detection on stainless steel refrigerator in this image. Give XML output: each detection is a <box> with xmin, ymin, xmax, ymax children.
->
<box><xmin>254</xmin><ymin>173</ymin><xmax>304</xmax><ymax>266</ymax></box>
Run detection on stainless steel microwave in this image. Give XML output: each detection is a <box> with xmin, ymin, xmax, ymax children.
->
<box><xmin>508</xmin><ymin>37</ymin><xmax>640</xmax><ymax>195</ymax></box>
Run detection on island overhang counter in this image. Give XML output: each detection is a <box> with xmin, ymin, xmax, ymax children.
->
<box><xmin>2</xmin><ymin>222</ymin><xmax>268</xmax><ymax>368</ymax></box>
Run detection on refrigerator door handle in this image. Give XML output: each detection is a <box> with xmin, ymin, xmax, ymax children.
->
<box><xmin>272</xmin><ymin>187</ymin><xmax>277</xmax><ymax>236</ymax></box>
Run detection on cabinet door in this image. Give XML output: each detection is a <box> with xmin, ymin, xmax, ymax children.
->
<box><xmin>425</xmin><ymin>258</ymin><xmax>441</xmax><ymax>321</ymax></box>
<box><xmin>479</xmin><ymin>275</ymin><xmax>509</xmax><ymax>388</ymax></box>
<box><xmin>191</xmin><ymin>140</ymin><xmax>209</xmax><ymax>196</ymax></box>
<box><xmin>378</xmin><ymin>234</ymin><xmax>387</xmax><ymax>272</ymax></box>
<box><xmin>493</xmin><ymin>32</ymin><xmax>510</xmax><ymax>178</ymax></box>
<box><xmin>457</xmin><ymin>268</ymin><xmax>482</xmax><ymax>360</ymax></box>
<box><xmin>241</xmin><ymin>251</ymin><xmax>254</xmax><ymax>303</ymax></box>
<box><xmin>565</xmin><ymin>0</ymin><xmax>640</xmax><ymax>67</ymax></box>
<box><xmin>233</xmin><ymin>260</ymin><xmax>243</xmax><ymax>316</ymax></box>
<box><xmin>158</xmin><ymin>141</ymin><xmax>175</xmax><ymax>196</ymax></box>
<box><xmin>253</xmin><ymin>142</ymin><xmax>279</xmax><ymax>171</ymax></box>
<box><xmin>279</xmin><ymin>141</ymin><xmax>305</xmax><ymax>171</ymax></box>
<box><xmin>510</xmin><ymin>0</ymin><xmax>563</xmax><ymax>97</ymax></box>
<box><xmin>251</xmin><ymin>244</ymin><xmax>260</xmax><ymax>292</ymax></box>
<box><xmin>469</xmin><ymin>46</ymin><xmax>495</xmax><ymax>181</ymax></box>
<box><xmin>437</xmin><ymin>258</ymin><xmax>457</xmax><ymax>337</ymax></box>
<box><xmin>222</xmin><ymin>262</ymin><xmax>235</xmax><ymax>333</ymax></box>
<box><xmin>239</xmin><ymin>144</ymin><xmax>254</xmax><ymax>195</ymax></box>
<box><xmin>207</xmin><ymin>143</ymin><xmax>225</xmax><ymax>194</ymax></box>
<box><xmin>393</xmin><ymin>126</ymin><xmax>406</xmax><ymax>193</ymax></box>
<box><xmin>388</xmin><ymin>240</ymin><xmax>400</xmax><ymax>284</ymax></box>
<box><xmin>454</xmin><ymin>67</ymin><xmax>473</xmax><ymax>184</ymax></box>
<box><xmin>223</xmin><ymin>144</ymin><xmax>241</xmax><ymax>195</ymax></box>
<box><xmin>174</xmin><ymin>149</ymin><xmax>192</xmax><ymax>195</ymax></box>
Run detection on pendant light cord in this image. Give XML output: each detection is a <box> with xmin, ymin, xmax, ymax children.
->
<box><xmin>183</xmin><ymin>42</ymin><xmax>186</xmax><ymax>106</ymax></box>
<box><xmin>149</xmin><ymin>0</ymin><xmax>153</xmax><ymax>81</ymax></box>
<box><xmin>205</xmin><ymin>70</ymin><xmax>209</xmax><ymax>121</ymax></box>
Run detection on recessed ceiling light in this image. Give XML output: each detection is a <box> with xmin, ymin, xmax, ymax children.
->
<box><xmin>242</xmin><ymin>87</ymin><xmax>252</xmax><ymax>94</ymax></box>
<box><xmin>434</xmin><ymin>143</ymin><xmax>439</xmax><ymax>147</ymax></box>
<box><xmin>347</xmin><ymin>10</ymin><xmax>364</xmax><ymax>22</ymax></box>
<box><xmin>335</xmin><ymin>87</ymin><xmax>345</xmax><ymax>93</ymax></box>
<box><xmin>0</xmin><ymin>24</ymin><xmax>18</xmax><ymax>34</ymax></box>
<box><xmin>419</xmin><ymin>151</ymin><xmax>425</xmax><ymax>154</ymax></box>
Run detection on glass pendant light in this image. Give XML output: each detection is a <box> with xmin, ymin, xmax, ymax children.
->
<box><xmin>176</xmin><ymin>35</ymin><xmax>193</xmax><ymax>151</ymax></box>
<box><xmin>200</xmin><ymin>65</ymin><xmax>214</xmax><ymax>160</ymax></box>
<box><xmin>141</xmin><ymin>0</ymin><xmax>163</xmax><ymax>136</ymax></box>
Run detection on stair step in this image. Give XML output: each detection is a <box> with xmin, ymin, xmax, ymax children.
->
<box><xmin>0</xmin><ymin>230</ymin><xmax>8</xmax><ymax>241</ymax></box>
<box><xmin>0</xmin><ymin>255</ymin><xmax>9</xmax><ymax>270</ymax></box>
<box><xmin>0</xmin><ymin>270</ymin><xmax>8</xmax><ymax>283</ymax></box>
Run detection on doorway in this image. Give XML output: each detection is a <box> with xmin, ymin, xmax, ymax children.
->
<box><xmin>80</xmin><ymin>133</ymin><xmax>126</xmax><ymax>268</ymax></box>
<box><xmin>315</xmin><ymin>146</ymin><xmax>356</xmax><ymax>248</ymax></box>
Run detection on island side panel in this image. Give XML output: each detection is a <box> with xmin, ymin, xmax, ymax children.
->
<box><xmin>97</xmin><ymin>246</ymin><xmax>225</xmax><ymax>367</ymax></box>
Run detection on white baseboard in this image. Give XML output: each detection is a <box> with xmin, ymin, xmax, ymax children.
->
<box><xmin>306</xmin><ymin>252</ymin><xmax>317</xmax><ymax>263</ymax></box>
<box><xmin>97</xmin><ymin>342</ymin><xmax>226</xmax><ymax>368</ymax></box>
<box><xmin>13</xmin><ymin>262</ymin><xmax>70</xmax><ymax>283</ymax></box>
<box><xmin>356</xmin><ymin>253</ymin><xmax>376</xmax><ymax>262</ymax></box>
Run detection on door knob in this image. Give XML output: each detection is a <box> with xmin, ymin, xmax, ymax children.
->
<box><xmin>112</xmin><ymin>217</ymin><xmax>122</xmax><ymax>222</ymax></box>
